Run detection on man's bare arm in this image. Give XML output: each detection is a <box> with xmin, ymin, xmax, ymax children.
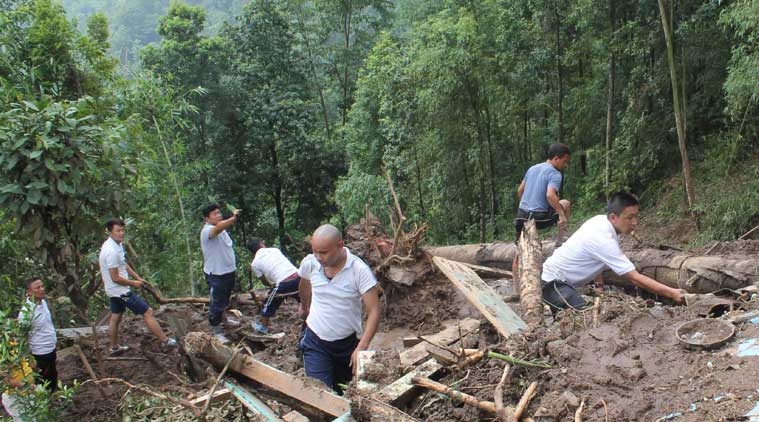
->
<box><xmin>546</xmin><ymin>187</ymin><xmax>567</xmax><ymax>222</ymax></box>
<box><xmin>623</xmin><ymin>270</ymin><xmax>684</xmax><ymax>303</ymax></box>
<box><xmin>517</xmin><ymin>180</ymin><xmax>526</xmax><ymax>200</ymax></box>
<box><xmin>351</xmin><ymin>286</ymin><xmax>380</xmax><ymax>373</ymax></box>
<box><xmin>298</xmin><ymin>277</ymin><xmax>312</xmax><ymax>316</ymax></box>
<box><xmin>209</xmin><ymin>210</ymin><xmax>240</xmax><ymax>238</ymax></box>
<box><xmin>109</xmin><ymin>268</ymin><xmax>141</xmax><ymax>288</ymax></box>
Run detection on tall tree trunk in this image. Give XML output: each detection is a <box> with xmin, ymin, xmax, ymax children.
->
<box><xmin>657</xmin><ymin>0</ymin><xmax>697</xmax><ymax>216</ymax></box>
<box><xmin>554</xmin><ymin>2</ymin><xmax>564</xmax><ymax>145</ymax></box>
<box><xmin>605</xmin><ymin>54</ymin><xmax>615</xmax><ymax>191</ymax></box>
<box><xmin>341</xmin><ymin>3</ymin><xmax>353</xmax><ymax>128</ymax></box>
<box><xmin>269</xmin><ymin>142</ymin><xmax>288</xmax><ymax>254</ymax></box>
<box><xmin>295</xmin><ymin>12</ymin><xmax>331</xmax><ymax>141</ymax></box>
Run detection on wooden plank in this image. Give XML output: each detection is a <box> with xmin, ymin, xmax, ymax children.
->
<box><xmin>185</xmin><ymin>332</ymin><xmax>350</xmax><ymax>418</ymax></box>
<box><xmin>376</xmin><ymin>358</ymin><xmax>444</xmax><ymax>406</ymax></box>
<box><xmin>460</xmin><ymin>262</ymin><xmax>513</xmax><ymax>279</ymax></box>
<box><xmin>189</xmin><ymin>388</ymin><xmax>231</xmax><ymax>406</ymax></box>
<box><xmin>433</xmin><ymin>256</ymin><xmax>527</xmax><ymax>338</ymax></box>
<box><xmin>57</xmin><ymin>325</ymin><xmax>108</xmax><ymax>339</ymax></box>
<box><xmin>402</xmin><ymin>337</ymin><xmax>422</xmax><ymax>347</ymax></box>
<box><xmin>399</xmin><ymin>318</ymin><xmax>479</xmax><ymax>368</ymax></box>
<box><xmin>283</xmin><ymin>410</ymin><xmax>310</xmax><ymax>422</ymax></box>
<box><xmin>224</xmin><ymin>380</ymin><xmax>284</xmax><ymax>422</ymax></box>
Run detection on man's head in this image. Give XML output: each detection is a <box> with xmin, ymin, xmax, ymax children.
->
<box><xmin>311</xmin><ymin>224</ymin><xmax>344</xmax><ymax>267</ymax></box>
<box><xmin>202</xmin><ymin>203</ymin><xmax>222</xmax><ymax>225</ymax></box>
<box><xmin>547</xmin><ymin>143</ymin><xmax>571</xmax><ymax>171</ymax></box>
<box><xmin>607</xmin><ymin>191</ymin><xmax>640</xmax><ymax>234</ymax></box>
<box><xmin>106</xmin><ymin>218</ymin><xmax>126</xmax><ymax>243</ymax></box>
<box><xmin>25</xmin><ymin>277</ymin><xmax>45</xmax><ymax>300</ymax></box>
<box><xmin>246</xmin><ymin>238</ymin><xmax>265</xmax><ymax>255</ymax></box>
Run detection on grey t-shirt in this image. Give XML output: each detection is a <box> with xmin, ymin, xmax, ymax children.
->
<box><xmin>519</xmin><ymin>162</ymin><xmax>563</xmax><ymax>212</ymax></box>
<box><xmin>200</xmin><ymin>223</ymin><xmax>236</xmax><ymax>275</ymax></box>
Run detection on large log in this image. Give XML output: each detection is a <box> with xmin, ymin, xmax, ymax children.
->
<box><xmin>184</xmin><ymin>332</ymin><xmax>350</xmax><ymax>418</ymax></box>
<box><xmin>518</xmin><ymin>220</ymin><xmax>544</xmax><ymax>326</ymax></box>
<box><xmin>429</xmin><ymin>242</ymin><xmax>759</xmax><ymax>294</ymax></box>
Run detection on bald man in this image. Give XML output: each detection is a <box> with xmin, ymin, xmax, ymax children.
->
<box><xmin>297</xmin><ymin>224</ymin><xmax>380</xmax><ymax>393</ymax></box>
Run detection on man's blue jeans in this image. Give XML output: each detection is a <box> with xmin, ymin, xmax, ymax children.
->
<box><xmin>205</xmin><ymin>271</ymin><xmax>235</xmax><ymax>326</ymax></box>
<box><xmin>299</xmin><ymin>326</ymin><xmax>358</xmax><ymax>393</ymax></box>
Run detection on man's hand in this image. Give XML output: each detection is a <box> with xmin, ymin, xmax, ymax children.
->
<box><xmin>350</xmin><ymin>345</ymin><xmax>368</xmax><ymax>376</ymax></box>
<box><xmin>671</xmin><ymin>288</ymin><xmax>686</xmax><ymax>304</ymax></box>
<box><xmin>297</xmin><ymin>303</ymin><xmax>308</xmax><ymax>320</ymax></box>
<box><xmin>132</xmin><ymin>279</ymin><xmax>144</xmax><ymax>288</ymax></box>
<box><xmin>233</xmin><ymin>208</ymin><xmax>242</xmax><ymax>217</ymax></box>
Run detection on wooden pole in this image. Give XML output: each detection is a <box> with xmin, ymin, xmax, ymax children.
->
<box><xmin>73</xmin><ymin>345</ymin><xmax>108</xmax><ymax>399</ymax></box>
<box><xmin>411</xmin><ymin>376</ymin><xmax>501</xmax><ymax>413</ymax></box>
<box><xmin>518</xmin><ymin>219</ymin><xmax>544</xmax><ymax>326</ymax></box>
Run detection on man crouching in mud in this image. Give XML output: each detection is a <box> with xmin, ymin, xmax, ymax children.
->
<box><xmin>540</xmin><ymin>191</ymin><xmax>685</xmax><ymax>311</ymax></box>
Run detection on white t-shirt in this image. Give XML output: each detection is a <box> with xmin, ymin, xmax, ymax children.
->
<box><xmin>99</xmin><ymin>236</ymin><xmax>131</xmax><ymax>297</ymax></box>
<box><xmin>298</xmin><ymin>248</ymin><xmax>378</xmax><ymax>341</ymax></box>
<box><xmin>18</xmin><ymin>298</ymin><xmax>57</xmax><ymax>355</ymax></box>
<box><xmin>200</xmin><ymin>224</ymin><xmax>236</xmax><ymax>275</ymax></box>
<box><xmin>541</xmin><ymin>214</ymin><xmax>636</xmax><ymax>288</ymax></box>
<box><xmin>251</xmin><ymin>248</ymin><xmax>298</xmax><ymax>286</ymax></box>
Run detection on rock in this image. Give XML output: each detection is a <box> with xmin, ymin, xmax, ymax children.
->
<box><xmin>561</xmin><ymin>390</ymin><xmax>580</xmax><ymax>408</ymax></box>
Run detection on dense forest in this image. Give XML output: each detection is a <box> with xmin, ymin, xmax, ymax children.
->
<box><xmin>1</xmin><ymin>0</ymin><xmax>758</xmax><ymax>307</ymax></box>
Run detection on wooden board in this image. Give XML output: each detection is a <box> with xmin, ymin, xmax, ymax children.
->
<box><xmin>433</xmin><ymin>256</ymin><xmax>527</xmax><ymax>337</ymax></box>
<box><xmin>461</xmin><ymin>262</ymin><xmax>513</xmax><ymax>279</ymax></box>
<box><xmin>224</xmin><ymin>380</ymin><xmax>283</xmax><ymax>421</ymax></box>
<box><xmin>189</xmin><ymin>388</ymin><xmax>232</xmax><ymax>406</ymax></box>
<box><xmin>185</xmin><ymin>332</ymin><xmax>350</xmax><ymax>418</ymax></box>
<box><xmin>57</xmin><ymin>325</ymin><xmax>108</xmax><ymax>339</ymax></box>
<box><xmin>376</xmin><ymin>358</ymin><xmax>444</xmax><ymax>405</ymax></box>
<box><xmin>399</xmin><ymin>318</ymin><xmax>479</xmax><ymax>368</ymax></box>
<box><xmin>283</xmin><ymin>410</ymin><xmax>310</xmax><ymax>422</ymax></box>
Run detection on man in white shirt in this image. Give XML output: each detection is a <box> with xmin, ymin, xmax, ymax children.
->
<box><xmin>99</xmin><ymin>219</ymin><xmax>177</xmax><ymax>355</ymax></box>
<box><xmin>541</xmin><ymin>192</ymin><xmax>685</xmax><ymax>311</ymax></box>
<box><xmin>298</xmin><ymin>224</ymin><xmax>380</xmax><ymax>393</ymax></box>
<box><xmin>246</xmin><ymin>238</ymin><xmax>300</xmax><ymax>334</ymax></box>
<box><xmin>19</xmin><ymin>277</ymin><xmax>58</xmax><ymax>392</ymax></box>
<box><xmin>200</xmin><ymin>204</ymin><xmax>241</xmax><ymax>344</ymax></box>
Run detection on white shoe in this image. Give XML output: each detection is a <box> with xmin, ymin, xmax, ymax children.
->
<box><xmin>213</xmin><ymin>333</ymin><xmax>231</xmax><ymax>344</ymax></box>
<box><xmin>223</xmin><ymin>317</ymin><xmax>241</xmax><ymax>328</ymax></box>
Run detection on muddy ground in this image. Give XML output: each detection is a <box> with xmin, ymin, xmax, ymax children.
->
<box><xmin>26</xmin><ymin>237</ymin><xmax>759</xmax><ymax>421</ymax></box>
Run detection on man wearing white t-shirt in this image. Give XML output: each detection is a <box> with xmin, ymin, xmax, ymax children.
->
<box><xmin>99</xmin><ymin>219</ymin><xmax>176</xmax><ymax>355</ymax></box>
<box><xmin>298</xmin><ymin>224</ymin><xmax>380</xmax><ymax>393</ymax></box>
<box><xmin>246</xmin><ymin>239</ymin><xmax>300</xmax><ymax>334</ymax></box>
<box><xmin>19</xmin><ymin>277</ymin><xmax>58</xmax><ymax>392</ymax></box>
<box><xmin>541</xmin><ymin>192</ymin><xmax>685</xmax><ymax>310</ymax></box>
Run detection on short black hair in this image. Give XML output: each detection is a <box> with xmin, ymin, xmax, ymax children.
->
<box><xmin>105</xmin><ymin>218</ymin><xmax>126</xmax><ymax>231</ymax></box>
<box><xmin>607</xmin><ymin>191</ymin><xmax>639</xmax><ymax>216</ymax></box>
<box><xmin>547</xmin><ymin>143</ymin><xmax>571</xmax><ymax>160</ymax></box>
<box><xmin>25</xmin><ymin>277</ymin><xmax>41</xmax><ymax>290</ymax></box>
<box><xmin>202</xmin><ymin>203</ymin><xmax>220</xmax><ymax>218</ymax></box>
<box><xmin>246</xmin><ymin>238</ymin><xmax>263</xmax><ymax>254</ymax></box>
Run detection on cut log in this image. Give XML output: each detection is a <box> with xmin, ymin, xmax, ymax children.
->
<box><xmin>184</xmin><ymin>332</ymin><xmax>350</xmax><ymax>417</ymax></box>
<box><xmin>411</xmin><ymin>376</ymin><xmax>501</xmax><ymax>413</ymax></box>
<box><xmin>461</xmin><ymin>262</ymin><xmax>514</xmax><ymax>279</ymax></box>
<box><xmin>57</xmin><ymin>325</ymin><xmax>108</xmax><ymax>340</ymax></box>
<box><xmin>375</xmin><ymin>358</ymin><xmax>444</xmax><ymax>406</ymax></box>
<box><xmin>433</xmin><ymin>257</ymin><xmax>527</xmax><ymax>338</ymax></box>
<box><xmin>223</xmin><ymin>380</ymin><xmax>283</xmax><ymax>422</ymax></box>
<box><xmin>399</xmin><ymin>318</ymin><xmax>480</xmax><ymax>368</ymax></box>
<box><xmin>141</xmin><ymin>282</ymin><xmax>210</xmax><ymax>304</ymax></box>
<box><xmin>518</xmin><ymin>220</ymin><xmax>544</xmax><ymax>327</ymax></box>
<box><xmin>430</xmin><ymin>242</ymin><xmax>759</xmax><ymax>294</ymax></box>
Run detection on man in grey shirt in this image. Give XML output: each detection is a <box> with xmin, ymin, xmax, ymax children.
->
<box><xmin>512</xmin><ymin>143</ymin><xmax>572</xmax><ymax>290</ymax></box>
<box><xmin>200</xmin><ymin>203</ymin><xmax>241</xmax><ymax>343</ymax></box>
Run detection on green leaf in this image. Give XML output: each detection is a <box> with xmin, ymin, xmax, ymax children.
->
<box><xmin>26</xmin><ymin>190</ymin><xmax>42</xmax><ymax>205</ymax></box>
<box><xmin>57</xmin><ymin>179</ymin><xmax>73</xmax><ymax>194</ymax></box>
<box><xmin>0</xmin><ymin>184</ymin><xmax>21</xmax><ymax>194</ymax></box>
<box><xmin>28</xmin><ymin>150</ymin><xmax>43</xmax><ymax>160</ymax></box>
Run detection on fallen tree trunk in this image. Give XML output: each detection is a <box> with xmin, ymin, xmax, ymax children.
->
<box><xmin>518</xmin><ymin>220</ymin><xmax>544</xmax><ymax>327</ymax></box>
<box><xmin>428</xmin><ymin>242</ymin><xmax>759</xmax><ymax>294</ymax></box>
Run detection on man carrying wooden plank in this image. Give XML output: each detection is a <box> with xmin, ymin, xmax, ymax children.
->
<box><xmin>513</xmin><ymin>143</ymin><xmax>572</xmax><ymax>289</ymax></box>
<box><xmin>18</xmin><ymin>277</ymin><xmax>58</xmax><ymax>392</ymax></box>
<box><xmin>246</xmin><ymin>238</ymin><xmax>301</xmax><ymax>334</ymax></box>
<box><xmin>99</xmin><ymin>218</ymin><xmax>177</xmax><ymax>355</ymax></box>
<box><xmin>200</xmin><ymin>204</ymin><xmax>241</xmax><ymax>344</ymax></box>
<box><xmin>541</xmin><ymin>192</ymin><xmax>684</xmax><ymax>311</ymax></box>
<box><xmin>298</xmin><ymin>224</ymin><xmax>380</xmax><ymax>393</ymax></box>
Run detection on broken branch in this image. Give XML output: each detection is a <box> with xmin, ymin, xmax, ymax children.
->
<box><xmin>494</xmin><ymin>364</ymin><xmax>514</xmax><ymax>421</ymax></box>
<box><xmin>411</xmin><ymin>376</ymin><xmax>501</xmax><ymax>413</ymax></box>
<box><xmin>513</xmin><ymin>382</ymin><xmax>538</xmax><ymax>421</ymax></box>
<box><xmin>85</xmin><ymin>377</ymin><xmax>201</xmax><ymax>416</ymax></box>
